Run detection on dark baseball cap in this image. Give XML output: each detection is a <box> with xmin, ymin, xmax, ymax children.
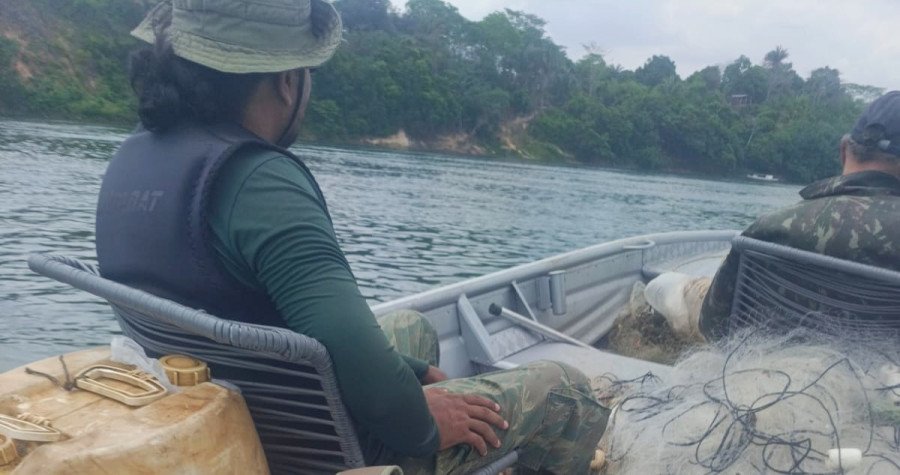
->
<box><xmin>851</xmin><ymin>91</ymin><xmax>900</xmax><ymax>157</ymax></box>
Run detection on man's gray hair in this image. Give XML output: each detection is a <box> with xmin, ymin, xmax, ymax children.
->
<box><xmin>844</xmin><ymin>134</ymin><xmax>900</xmax><ymax>164</ymax></box>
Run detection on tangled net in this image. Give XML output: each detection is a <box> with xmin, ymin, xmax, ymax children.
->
<box><xmin>596</xmin><ymin>329</ymin><xmax>900</xmax><ymax>474</ymax></box>
<box><xmin>605</xmin><ymin>281</ymin><xmax>696</xmax><ymax>365</ymax></box>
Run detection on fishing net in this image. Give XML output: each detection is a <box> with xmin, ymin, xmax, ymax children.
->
<box><xmin>605</xmin><ymin>281</ymin><xmax>698</xmax><ymax>364</ymax></box>
<box><xmin>595</xmin><ymin>329</ymin><xmax>900</xmax><ymax>474</ymax></box>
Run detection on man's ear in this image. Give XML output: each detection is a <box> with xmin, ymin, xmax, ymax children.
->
<box><xmin>839</xmin><ymin>136</ymin><xmax>850</xmax><ymax>168</ymax></box>
<box><xmin>275</xmin><ymin>71</ymin><xmax>297</xmax><ymax>106</ymax></box>
<box><xmin>300</xmin><ymin>68</ymin><xmax>312</xmax><ymax>109</ymax></box>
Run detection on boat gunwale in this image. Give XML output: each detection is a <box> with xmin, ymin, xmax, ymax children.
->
<box><xmin>372</xmin><ymin>230</ymin><xmax>738</xmax><ymax>317</ymax></box>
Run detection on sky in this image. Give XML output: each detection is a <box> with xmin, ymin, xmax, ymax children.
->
<box><xmin>390</xmin><ymin>0</ymin><xmax>900</xmax><ymax>92</ymax></box>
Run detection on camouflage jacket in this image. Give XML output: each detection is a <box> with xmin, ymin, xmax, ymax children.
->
<box><xmin>699</xmin><ymin>171</ymin><xmax>900</xmax><ymax>338</ymax></box>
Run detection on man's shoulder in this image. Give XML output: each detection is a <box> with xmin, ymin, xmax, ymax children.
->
<box><xmin>743</xmin><ymin>201</ymin><xmax>810</xmax><ymax>238</ymax></box>
<box><xmin>744</xmin><ymin>192</ymin><xmax>900</xmax><ymax>267</ymax></box>
<box><xmin>227</xmin><ymin>145</ymin><xmax>303</xmax><ymax>175</ymax></box>
<box><xmin>749</xmin><ymin>192</ymin><xmax>900</xmax><ymax>234</ymax></box>
<box><xmin>218</xmin><ymin>146</ymin><xmax>316</xmax><ymax>196</ymax></box>
<box><xmin>800</xmin><ymin>171</ymin><xmax>900</xmax><ymax>200</ymax></box>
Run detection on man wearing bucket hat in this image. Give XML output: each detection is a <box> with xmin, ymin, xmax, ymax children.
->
<box><xmin>95</xmin><ymin>1</ymin><xmax>608</xmax><ymax>473</ymax></box>
<box><xmin>697</xmin><ymin>91</ymin><xmax>900</xmax><ymax>338</ymax></box>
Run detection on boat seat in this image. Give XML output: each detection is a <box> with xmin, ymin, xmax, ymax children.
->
<box><xmin>728</xmin><ymin>236</ymin><xmax>900</xmax><ymax>340</ymax></box>
<box><xmin>28</xmin><ymin>254</ymin><xmax>517</xmax><ymax>475</ymax></box>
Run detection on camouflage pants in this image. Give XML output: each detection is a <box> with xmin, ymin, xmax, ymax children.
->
<box><xmin>380</xmin><ymin>311</ymin><xmax>610</xmax><ymax>475</ymax></box>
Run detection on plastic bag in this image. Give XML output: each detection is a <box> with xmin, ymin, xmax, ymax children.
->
<box><xmin>110</xmin><ymin>336</ymin><xmax>178</xmax><ymax>393</ymax></box>
<box><xmin>644</xmin><ymin>272</ymin><xmax>710</xmax><ymax>341</ymax></box>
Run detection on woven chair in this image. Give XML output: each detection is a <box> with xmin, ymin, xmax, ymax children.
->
<box><xmin>28</xmin><ymin>254</ymin><xmax>519</xmax><ymax>475</ymax></box>
<box><xmin>27</xmin><ymin>253</ymin><xmax>363</xmax><ymax>473</ymax></box>
<box><xmin>728</xmin><ymin>236</ymin><xmax>900</xmax><ymax>340</ymax></box>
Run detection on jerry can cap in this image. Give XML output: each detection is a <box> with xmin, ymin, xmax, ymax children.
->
<box><xmin>159</xmin><ymin>355</ymin><xmax>210</xmax><ymax>387</ymax></box>
<box><xmin>0</xmin><ymin>434</ymin><xmax>17</xmax><ymax>465</ymax></box>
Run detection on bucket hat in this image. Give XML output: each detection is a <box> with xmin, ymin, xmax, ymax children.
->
<box><xmin>132</xmin><ymin>0</ymin><xmax>342</xmax><ymax>74</ymax></box>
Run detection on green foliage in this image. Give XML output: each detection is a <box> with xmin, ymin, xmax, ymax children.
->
<box><xmin>723</xmin><ymin>56</ymin><xmax>769</xmax><ymax>104</ymax></box>
<box><xmin>0</xmin><ymin>0</ymin><xmax>142</xmax><ymax>121</ymax></box>
<box><xmin>738</xmin><ymin>94</ymin><xmax>856</xmax><ymax>182</ymax></box>
<box><xmin>524</xmin><ymin>46</ymin><xmax>863</xmax><ymax>180</ymax></box>
<box><xmin>517</xmin><ymin>135</ymin><xmax>570</xmax><ymax>162</ymax></box>
<box><xmin>1</xmin><ymin>0</ymin><xmax>870</xmax><ymax>182</ymax></box>
<box><xmin>334</xmin><ymin>0</ymin><xmax>395</xmax><ymax>31</ymax></box>
<box><xmin>532</xmin><ymin>105</ymin><xmax>612</xmax><ymax>163</ymax></box>
<box><xmin>634</xmin><ymin>55</ymin><xmax>678</xmax><ymax>88</ymax></box>
<box><xmin>0</xmin><ymin>37</ymin><xmax>28</xmax><ymax>111</ymax></box>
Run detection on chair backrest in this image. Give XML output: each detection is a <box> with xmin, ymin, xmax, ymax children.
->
<box><xmin>728</xmin><ymin>236</ymin><xmax>900</xmax><ymax>340</ymax></box>
<box><xmin>28</xmin><ymin>254</ymin><xmax>365</xmax><ymax>474</ymax></box>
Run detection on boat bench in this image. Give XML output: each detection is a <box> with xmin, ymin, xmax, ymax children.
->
<box><xmin>27</xmin><ymin>254</ymin><xmax>516</xmax><ymax>475</ymax></box>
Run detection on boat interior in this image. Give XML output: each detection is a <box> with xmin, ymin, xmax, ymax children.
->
<box><xmin>371</xmin><ymin>230</ymin><xmax>737</xmax><ymax>382</ymax></box>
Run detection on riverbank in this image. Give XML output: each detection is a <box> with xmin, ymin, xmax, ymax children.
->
<box><xmin>0</xmin><ymin>113</ymin><xmax>811</xmax><ymax>186</ymax></box>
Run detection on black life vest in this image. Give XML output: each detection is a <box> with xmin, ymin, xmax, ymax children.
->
<box><xmin>95</xmin><ymin>122</ymin><xmax>329</xmax><ymax>328</ymax></box>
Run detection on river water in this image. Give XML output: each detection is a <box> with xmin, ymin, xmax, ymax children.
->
<box><xmin>0</xmin><ymin>119</ymin><xmax>801</xmax><ymax>371</ymax></box>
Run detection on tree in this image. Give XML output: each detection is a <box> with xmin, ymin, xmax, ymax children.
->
<box><xmin>634</xmin><ymin>55</ymin><xmax>678</xmax><ymax>87</ymax></box>
<box><xmin>804</xmin><ymin>67</ymin><xmax>842</xmax><ymax>104</ymax></box>
<box><xmin>399</xmin><ymin>0</ymin><xmax>467</xmax><ymax>44</ymax></box>
<box><xmin>531</xmin><ymin>104</ymin><xmax>612</xmax><ymax>163</ymax></box>
<box><xmin>334</xmin><ymin>0</ymin><xmax>395</xmax><ymax>31</ymax></box>
<box><xmin>763</xmin><ymin>46</ymin><xmax>800</xmax><ymax>99</ymax></box>
<box><xmin>722</xmin><ymin>56</ymin><xmax>769</xmax><ymax>104</ymax></box>
<box><xmin>0</xmin><ymin>37</ymin><xmax>28</xmax><ymax>111</ymax></box>
<box><xmin>463</xmin><ymin>86</ymin><xmax>510</xmax><ymax>138</ymax></box>
<box><xmin>843</xmin><ymin>84</ymin><xmax>885</xmax><ymax>103</ymax></box>
<box><xmin>467</xmin><ymin>10</ymin><xmax>572</xmax><ymax>111</ymax></box>
<box><xmin>763</xmin><ymin>46</ymin><xmax>789</xmax><ymax>70</ymax></box>
<box><xmin>687</xmin><ymin>66</ymin><xmax>722</xmax><ymax>91</ymax></box>
<box><xmin>575</xmin><ymin>45</ymin><xmax>610</xmax><ymax>98</ymax></box>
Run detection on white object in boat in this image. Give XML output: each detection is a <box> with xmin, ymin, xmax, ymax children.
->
<box><xmin>644</xmin><ymin>272</ymin><xmax>709</xmax><ymax>340</ymax></box>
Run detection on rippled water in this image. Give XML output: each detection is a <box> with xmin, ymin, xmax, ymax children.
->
<box><xmin>0</xmin><ymin>119</ymin><xmax>801</xmax><ymax>370</ymax></box>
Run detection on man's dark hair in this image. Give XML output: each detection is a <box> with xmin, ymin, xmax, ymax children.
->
<box><xmin>128</xmin><ymin>24</ymin><xmax>268</xmax><ymax>132</ymax></box>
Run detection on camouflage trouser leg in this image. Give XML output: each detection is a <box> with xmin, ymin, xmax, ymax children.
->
<box><xmin>379</xmin><ymin>311</ymin><xmax>610</xmax><ymax>475</ymax></box>
<box><xmin>380</xmin><ymin>310</ymin><xmax>440</xmax><ymax>368</ymax></box>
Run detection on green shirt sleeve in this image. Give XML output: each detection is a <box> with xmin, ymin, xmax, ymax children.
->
<box><xmin>401</xmin><ymin>354</ymin><xmax>430</xmax><ymax>379</ymax></box>
<box><xmin>208</xmin><ymin>148</ymin><xmax>439</xmax><ymax>457</ymax></box>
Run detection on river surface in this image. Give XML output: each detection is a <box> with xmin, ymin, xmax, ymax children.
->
<box><xmin>0</xmin><ymin>119</ymin><xmax>801</xmax><ymax>371</ymax></box>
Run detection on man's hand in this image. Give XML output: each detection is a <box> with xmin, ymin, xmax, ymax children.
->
<box><xmin>424</xmin><ymin>387</ymin><xmax>509</xmax><ymax>456</ymax></box>
<box><xmin>422</xmin><ymin>365</ymin><xmax>448</xmax><ymax>385</ymax></box>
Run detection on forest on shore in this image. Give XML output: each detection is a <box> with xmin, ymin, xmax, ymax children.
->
<box><xmin>0</xmin><ymin>0</ymin><xmax>885</xmax><ymax>182</ymax></box>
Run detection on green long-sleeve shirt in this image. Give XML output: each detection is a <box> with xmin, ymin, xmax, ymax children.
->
<box><xmin>207</xmin><ymin>146</ymin><xmax>439</xmax><ymax>461</ymax></box>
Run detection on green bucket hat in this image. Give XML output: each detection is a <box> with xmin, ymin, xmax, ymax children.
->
<box><xmin>132</xmin><ymin>0</ymin><xmax>343</xmax><ymax>74</ymax></box>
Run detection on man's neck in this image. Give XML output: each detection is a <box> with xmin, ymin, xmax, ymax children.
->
<box><xmin>843</xmin><ymin>159</ymin><xmax>900</xmax><ymax>180</ymax></box>
<box><xmin>241</xmin><ymin>107</ymin><xmax>281</xmax><ymax>145</ymax></box>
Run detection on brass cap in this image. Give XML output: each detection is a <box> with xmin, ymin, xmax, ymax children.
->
<box><xmin>0</xmin><ymin>435</ymin><xmax>17</xmax><ymax>466</ymax></box>
<box><xmin>159</xmin><ymin>355</ymin><xmax>210</xmax><ymax>387</ymax></box>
